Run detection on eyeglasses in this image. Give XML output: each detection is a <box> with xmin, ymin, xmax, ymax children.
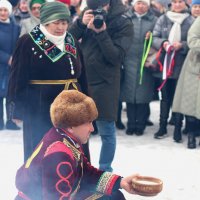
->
<box><xmin>31</xmin><ymin>6</ymin><xmax>41</xmax><ymax>11</ymax></box>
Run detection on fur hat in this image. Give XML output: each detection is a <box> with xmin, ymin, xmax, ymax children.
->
<box><xmin>50</xmin><ymin>90</ymin><xmax>98</xmax><ymax>128</ymax></box>
<box><xmin>40</xmin><ymin>1</ymin><xmax>71</xmax><ymax>25</ymax></box>
<box><xmin>0</xmin><ymin>0</ymin><xmax>12</xmax><ymax>15</ymax></box>
<box><xmin>86</xmin><ymin>0</ymin><xmax>110</xmax><ymax>9</ymax></box>
<box><xmin>132</xmin><ymin>0</ymin><xmax>150</xmax><ymax>6</ymax></box>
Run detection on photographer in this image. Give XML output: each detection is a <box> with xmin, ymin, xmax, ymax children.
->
<box><xmin>69</xmin><ymin>0</ymin><xmax>133</xmax><ymax>172</ymax></box>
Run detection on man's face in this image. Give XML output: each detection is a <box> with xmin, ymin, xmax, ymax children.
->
<box><xmin>45</xmin><ymin>20</ymin><xmax>69</xmax><ymax>36</ymax></box>
<box><xmin>71</xmin><ymin>122</ymin><xmax>94</xmax><ymax>144</ymax></box>
<box><xmin>191</xmin><ymin>4</ymin><xmax>200</xmax><ymax>17</ymax></box>
<box><xmin>134</xmin><ymin>1</ymin><xmax>149</xmax><ymax>15</ymax></box>
<box><xmin>31</xmin><ymin>3</ymin><xmax>42</xmax><ymax>18</ymax></box>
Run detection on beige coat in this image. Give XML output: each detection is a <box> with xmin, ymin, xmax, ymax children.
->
<box><xmin>172</xmin><ymin>17</ymin><xmax>200</xmax><ymax>119</ymax></box>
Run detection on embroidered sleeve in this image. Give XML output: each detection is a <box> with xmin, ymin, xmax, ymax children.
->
<box><xmin>81</xmin><ymin>156</ymin><xmax>121</xmax><ymax>196</ymax></box>
<box><xmin>96</xmin><ymin>172</ymin><xmax>120</xmax><ymax>195</ymax></box>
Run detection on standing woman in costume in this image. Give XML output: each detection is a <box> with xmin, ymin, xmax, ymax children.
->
<box><xmin>7</xmin><ymin>1</ymin><xmax>89</xmax><ymax>161</ymax></box>
<box><xmin>0</xmin><ymin>0</ymin><xmax>21</xmax><ymax>130</ymax></box>
<box><xmin>152</xmin><ymin>0</ymin><xmax>194</xmax><ymax>141</ymax></box>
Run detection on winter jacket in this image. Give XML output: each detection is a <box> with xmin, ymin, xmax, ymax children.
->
<box><xmin>69</xmin><ymin>0</ymin><xmax>133</xmax><ymax>121</ymax></box>
<box><xmin>152</xmin><ymin>12</ymin><xmax>194</xmax><ymax>79</ymax></box>
<box><xmin>0</xmin><ymin>18</ymin><xmax>20</xmax><ymax>97</ymax></box>
<box><xmin>120</xmin><ymin>9</ymin><xmax>157</xmax><ymax>104</ymax></box>
<box><xmin>172</xmin><ymin>17</ymin><xmax>200</xmax><ymax>119</ymax></box>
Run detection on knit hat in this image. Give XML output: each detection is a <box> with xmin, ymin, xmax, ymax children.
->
<box><xmin>132</xmin><ymin>0</ymin><xmax>150</xmax><ymax>6</ymax></box>
<box><xmin>86</xmin><ymin>0</ymin><xmax>110</xmax><ymax>9</ymax></box>
<box><xmin>0</xmin><ymin>0</ymin><xmax>12</xmax><ymax>15</ymax></box>
<box><xmin>154</xmin><ymin>0</ymin><xmax>170</xmax><ymax>8</ymax></box>
<box><xmin>192</xmin><ymin>0</ymin><xmax>200</xmax><ymax>5</ymax></box>
<box><xmin>56</xmin><ymin>0</ymin><xmax>71</xmax><ymax>6</ymax></box>
<box><xmin>40</xmin><ymin>1</ymin><xmax>71</xmax><ymax>25</ymax></box>
<box><xmin>50</xmin><ymin>90</ymin><xmax>98</xmax><ymax>128</ymax></box>
<box><xmin>30</xmin><ymin>0</ymin><xmax>46</xmax><ymax>8</ymax></box>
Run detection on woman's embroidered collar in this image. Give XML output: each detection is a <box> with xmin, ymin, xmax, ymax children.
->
<box><xmin>29</xmin><ymin>25</ymin><xmax>77</xmax><ymax>62</ymax></box>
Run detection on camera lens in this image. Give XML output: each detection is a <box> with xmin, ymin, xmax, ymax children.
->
<box><xmin>93</xmin><ymin>15</ymin><xmax>104</xmax><ymax>29</ymax></box>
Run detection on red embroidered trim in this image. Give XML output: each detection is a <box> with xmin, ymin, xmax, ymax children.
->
<box><xmin>56</xmin><ymin>161</ymin><xmax>74</xmax><ymax>199</ymax></box>
<box><xmin>44</xmin><ymin>141</ymin><xmax>74</xmax><ymax>160</ymax></box>
<box><xmin>106</xmin><ymin>175</ymin><xmax>119</xmax><ymax>195</ymax></box>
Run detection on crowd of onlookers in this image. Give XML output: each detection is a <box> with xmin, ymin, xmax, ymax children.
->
<box><xmin>1</xmin><ymin>0</ymin><xmax>200</xmax><ymax>151</ymax></box>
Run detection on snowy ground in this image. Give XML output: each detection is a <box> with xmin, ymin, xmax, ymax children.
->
<box><xmin>0</xmin><ymin>101</ymin><xmax>200</xmax><ymax>200</ymax></box>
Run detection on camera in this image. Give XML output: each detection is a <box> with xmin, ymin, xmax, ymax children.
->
<box><xmin>92</xmin><ymin>8</ymin><xmax>106</xmax><ymax>29</ymax></box>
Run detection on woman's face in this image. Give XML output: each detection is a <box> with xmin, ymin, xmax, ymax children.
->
<box><xmin>171</xmin><ymin>0</ymin><xmax>187</xmax><ymax>13</ymax></box>
<box><xmin>0</xmin><ymin>7</ymin><xmax>9</xmax><ymax>21</ymax></box>
<box><xmin>19</xmin><ymin>1</ymin><xmax>29</xmax><ymax>12</ymax></box>
<box><xmin>45</xmin><ymin>20</ymin><xmax>69</xmax><ymax>36</ymax></box>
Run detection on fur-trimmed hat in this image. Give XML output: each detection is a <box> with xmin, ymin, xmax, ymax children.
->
<box><xmin>50</xmin><ymin>90</ymin><xmax>98</xmax><ymax>128</ymax></box>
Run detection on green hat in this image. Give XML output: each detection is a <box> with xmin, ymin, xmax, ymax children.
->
<box><xmin>40</xmin><ymin>1</ymin><xmax>71</xmax><ymax>25</ymax></box>
<box><xmin>30</xmin><ymin>0</ymin><xmax>45</xmax><ymax>8</ymax></box>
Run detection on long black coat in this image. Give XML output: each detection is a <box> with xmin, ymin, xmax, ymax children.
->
<box><xmin>7</xmin><ymin>26</ymin><xmax>88</xmax><ymax>160</ymax></box>
<box><xmin>69</xmin><ymin>0</ymin><xmax>133</xmax><ymax>121</ymax></box>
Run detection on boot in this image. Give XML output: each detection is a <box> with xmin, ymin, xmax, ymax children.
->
<box><xmin>173</xmin><ymin>113</ymin><xmax>183</xmax><ymax>143</ymax></box>
<box><xmin>154</xmin><ymin>101</ymin><xmax>169</xmax><ymax>139</ymax></box>
<box><xmin>154</xmin><ymin>122</ymin><xmax>167</xmax><ymax>139</ymax></box>
<box><xmin>116</xmin><ymin>101</ymin><xmax>125</xmax><ymax>130</ymax></box>
<box><xmin>168</xmin><ymin>112</ymin><xmax>175</xmax><ymax>125</ymax></box>
<box><xmin>187</xmin><ymin>133</ymin><xmax>196</xmax><ymax>149</ymax></box>
<box><xmin>6</xmin><ymin>120</ymin><xmax>21</xmax><ymax>130</ymax></box>
<box><xmin>0</xmin><ymin>119</ymin><xmax>4</xmax><ymax>130</ymax></box>
<box><xmin>0</xmin><ymin>98</ymin><xmax>4</xmax><ymax>130</ymax></box>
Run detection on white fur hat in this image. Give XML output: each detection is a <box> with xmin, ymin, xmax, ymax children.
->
<box><xmin>0</xmin><ymin>0</ymin><xmax>12</xmax><ymax>15</ymax></box>
<box><xmin>132</xmin><ymin>0</ymin><xmax>150</xmax><ymax>6</ymax></box>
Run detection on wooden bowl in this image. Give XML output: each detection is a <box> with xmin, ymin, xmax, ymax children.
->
<box><xmin>132</xmin><ymin>176</ymin><xmax>163</xmax><ymax>196</ymax></box>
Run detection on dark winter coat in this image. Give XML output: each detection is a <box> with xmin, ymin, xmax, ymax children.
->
<box><xmin>69</xmin><ymin>0</ymin><xmax>133</xmax><ymax>121</ymax></box>
<box><xmin>7</xmin><ymin>26</ymin><xmax>88</xmax><ymax>160</ymax></box>
<box><xmin>152</xmin><ymin>13</ymin><xmax>194</xmax><ymax>79</ymax></box>
<box><xmin>120</xmin><ymin>9</ymin><xmax>157</xmax><ymax>104</ymax></box>
<box><xmin>0</xmin><ymin>18</ymin><xmax>20</xmax><ymax>97</ymax></box>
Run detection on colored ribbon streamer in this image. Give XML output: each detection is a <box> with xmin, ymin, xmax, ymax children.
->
<box><xmin>139</xmin><ymin>32</ymin><xmax>153</xmax><ymax>84</ymax></box>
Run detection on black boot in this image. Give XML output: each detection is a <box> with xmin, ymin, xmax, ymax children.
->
<box><xmin>154</xmin><ymin>123</ymin><xmax>167</xmax><ymax>139</ymax></box>
<box><xmin>187</xmin><ymin>133</ymin><xmax>196</xmax><ymax>149</ymax></box>
<box><xmin>115</xmin><ymin>121</ymin><xmax>125</xmax><ymax>130</ymax></box>
<box><xmin>168</xmin><ymin>112</ymin><xmax>175</xmax><ymax>125</ymax></box>
<box><xmin>0</xmin><ymin>119</ymin><xmax>4</xmax><ymax>130</ymax></box>
<box><xmin>154</xmin><ymin>101</ymin><xmax>169</xmax><ymax>139</ymax></box>
<box><xmin>173</xmin><ymin>113</ymin><xmax>183</xmax><ymax>143</ymax></box>
<box><xmin>0</xmin><ymin>98</ymin><xmax>4</xmax><ymax>130</ymax></box>
<box><xmin>6</xmin><ymin>120</ymin><xmax>21</xmax><ymax>130</ymax></box>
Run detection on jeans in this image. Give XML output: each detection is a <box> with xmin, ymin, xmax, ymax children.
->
<box><xmin>96</xmin><ymin>120</ymin><xmax>116</xmax><ymax>172</ymax></box>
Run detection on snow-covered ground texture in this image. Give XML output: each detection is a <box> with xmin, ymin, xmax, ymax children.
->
<box><xmin>0</xmin><ymin>101</ymin><xmax>200</xmax><ymax>200</ymax></box>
